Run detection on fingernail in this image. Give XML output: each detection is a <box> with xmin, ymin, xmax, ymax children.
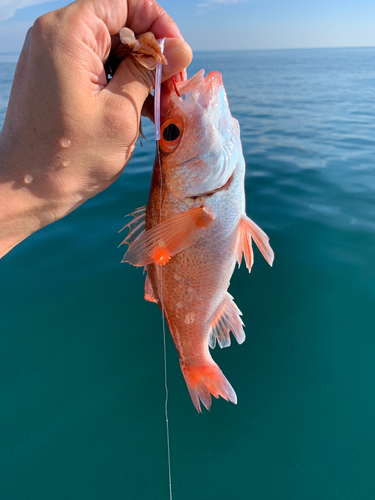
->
<box><xmin>163</xmin><ymin>39</ymin><xmax>193</xmax><ymax>78</ymax></box>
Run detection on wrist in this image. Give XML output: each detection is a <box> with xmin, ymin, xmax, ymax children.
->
<box><xmin>0</xmin><ymin>138</ymin><xmax>64</xmax><ymax>258</ymax></box>
<box><xmin>0</xmin><ymin>181</ymin><xmax>41</xmax><ymax>259</ymax></box>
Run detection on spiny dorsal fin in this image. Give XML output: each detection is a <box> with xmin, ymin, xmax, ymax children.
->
<box><xmin>119</xmin><ymin>206</ymin><xmax>146</xmax><ymax>248</ymax></box>
<box><xmin>235</xmin><ymin>214</ymin><xmax>274</xmax><ymax>271</ymax></box>
<box><xmin>208</xmin><ymin>292</ymin><xmax>245</xmax><ymax>349</ymax></box>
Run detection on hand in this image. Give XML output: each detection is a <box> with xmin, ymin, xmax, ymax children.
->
<box><xmin>0</xmin><ymin>0</ymin><xmax>192</xmax><ymax>258</ymax></box>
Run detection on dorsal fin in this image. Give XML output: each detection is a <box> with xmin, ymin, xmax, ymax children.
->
<box><xmin>119</xmin><ymin>206</ymin><xmax>146</xmax><ymax>247</ymax></box>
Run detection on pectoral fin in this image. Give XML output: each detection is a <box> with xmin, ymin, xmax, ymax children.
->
<box><xmin>236</xmin><ymin>215</ymin><xmax>274</xmax><ymax>271</ymax></box>
<box><xmin>122</xmin><ymin>206</ymin><xmax>215</xmax><ymax>267</ymax></box>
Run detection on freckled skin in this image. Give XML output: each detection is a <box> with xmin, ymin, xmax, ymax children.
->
<box><xmin>146</xmin><ymin>75</ymin><xmax>246</xmax><ymax>372</ymax></box>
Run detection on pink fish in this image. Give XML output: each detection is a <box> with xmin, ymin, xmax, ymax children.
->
<box><xmin>121</xmin><ymin>70</ymin><xmax>274</xmax><ymax>412</ymax></box>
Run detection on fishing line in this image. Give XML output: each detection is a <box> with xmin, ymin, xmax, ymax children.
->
<box><xmin>157</xmin><ymin>143</ymin><xmax>173</xmax><ymax>500</ymax></box>
<box><xmin>155</xmin><ymin>40</ymin><xmax>173</xmax><ymax>500</ymax></box>
<box><xmin>157</xmin><ymin>144</ymin><xmax>173</xmax><ymax>500</ymax></box>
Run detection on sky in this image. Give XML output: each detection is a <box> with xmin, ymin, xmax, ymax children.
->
<box><xmin>1</xmin><ymin>0</ymin><xmax>375</xmax><ymax>53</ymax></box>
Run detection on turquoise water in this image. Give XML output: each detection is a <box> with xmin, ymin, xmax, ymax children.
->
<box><xmin>1</xmin><ymin>48</ymin><xmax>375</xmax><ymax>499</ymax></box>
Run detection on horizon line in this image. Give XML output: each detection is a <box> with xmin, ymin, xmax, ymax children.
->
<box><xmin>192</xmin><ymin>45</ymin><xmax>375</xmax><ymax>52</ymax></box>
<box><xmin>1</xmin><ymin>45</ymin><xmax>375</xmax><ymax>57</ymax></box>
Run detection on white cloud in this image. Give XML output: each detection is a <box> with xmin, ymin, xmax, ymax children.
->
<box><xmin>197</xmin><ymin>0</ymin><xmax>246</xmax><ymax>15</ymax></box>
<box><xmin>0</xmin><ymin>0</ymin><xmax>58</xmax><ymax>22</ymax></box>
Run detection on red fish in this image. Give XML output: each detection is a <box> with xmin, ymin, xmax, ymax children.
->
<box><xmin>121</xmin><ymin>70</ymin><xmax>274</xmax><ymax>412</ymax></box>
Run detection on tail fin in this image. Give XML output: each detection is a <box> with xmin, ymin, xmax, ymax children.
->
<box><xmin>180</xmin><ymin>360</ymin><xmax>237</xmax><ymax>413</ymax></box>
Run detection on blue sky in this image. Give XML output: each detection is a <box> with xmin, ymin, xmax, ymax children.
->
<box><xmin>1</xmin><ymin>0</ymin><xmax>375</xmax><ymax>52</ymax></box>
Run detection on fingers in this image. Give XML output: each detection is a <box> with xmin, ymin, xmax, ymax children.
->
<box><xmin>162</xmin><ymin>39</ymin><xmax>193</xmax><ymax>81</ymax></box>
<box><xmin>141</xmin><ymin>94</ymin><xmax>155</xmax><ymax>122</ymax></box>
<box><xmin>127</xmin><ymin>0</ymin><xmax>182</xmax><ymax>39</ymax></box>
<box><xmin>79</xmin><ymin>0</ymin><xmax>183</xmax><ymax>38</ymax></box>
<box><xmin>106</xmin><ymin>37</ymin><xmax>192</xmax><ymax>117</ymax></box>
<box><xmin>141</xmin><ymin>84</ymin><xmax>174</xmax><ymax>122</ymax></box>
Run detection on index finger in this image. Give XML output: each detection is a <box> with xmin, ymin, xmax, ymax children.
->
<box><xmin>79</xmin><ymin>0</ymin><xmax>183</xmax><ymax>38</ymax></box>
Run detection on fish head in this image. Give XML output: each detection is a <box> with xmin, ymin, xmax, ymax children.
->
<box><xmin>158</xmin><ymin>70</ymin><xmax>242</xmax><ymax>199</ymax></box>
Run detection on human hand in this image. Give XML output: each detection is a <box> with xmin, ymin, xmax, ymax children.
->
<box><xmin>0</xmin><ymin>0</ymin><xmax>192</xmax><ymax>258</ymax></box>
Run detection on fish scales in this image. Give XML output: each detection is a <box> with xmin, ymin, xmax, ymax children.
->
<box><xmin>122</xmin><ymin>69</ymin><xmax>274</xmax><ymax>412</ymax></box>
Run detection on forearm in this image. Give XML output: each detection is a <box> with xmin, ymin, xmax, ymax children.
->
<box><xmin>0</xmin><ymin>129</ymin><xmax>99</xmax><ymax>259</ymax></box>
<box><xmin>0</xmin><ymin>188</ymin><xmax>38</xmax><ymax>259</ymax></box>
<box><xmin>0</xmin><ymin>126</ymin><xmax>76</xmax><ymax>258</ymax></box>
<box><xmin>0</xmin><ymin>138</ymin><xmax>52</xmax><ymax>258</ymax></box>
<box><xmin>0</xmin><ymin>165</ymin><xmax>40</xmax><ymax>258</ymax></box>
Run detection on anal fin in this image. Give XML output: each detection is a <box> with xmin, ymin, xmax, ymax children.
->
<box><xmin>209</xmin><ymin>292</ymin><xmax>245</xmax><ymax>349</ymax></box>
<box><xmin>236</xmin><ymin>214</ymin><xmax>274</xmax><ymax>271</ymax></box>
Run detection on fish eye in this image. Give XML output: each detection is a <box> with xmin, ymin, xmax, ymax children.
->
<box><xmin>163</xmin><ymin>123</ymin><xmax>180</xmax><ymax>142</ymax></box>
<box><xmin>159</xmin><ymin>117</ymin><xmax>183</xmax><ymax>154</ymax></box>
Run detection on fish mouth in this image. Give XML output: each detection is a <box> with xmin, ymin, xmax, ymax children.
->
<box><xmin>183</xmin><ymin>129</ymin><xmax>241</xmax><ymax>199</ymax></box>
<box><xmin>208</xmin><ymin>170</ymin><xmax>235</xmax><ymax>195</ymax></box>
<box><xmin>174</xmin><ymin>69</ymin><xmax>241</xmax><ymax>199</ymax></box>
<box><xmin>185</xmin><ymin>170</ymin><xmax>235</xmax><ymax>200</ymax></box>
<box><xmin>175</xmin><ymin>70</ymin><xmax>223</xmax><ymax>101</ymax></box>
<box><xmin>179</xmin><ymin>155</ymin><xmax>200</xmax><ymax>167</ymax></box>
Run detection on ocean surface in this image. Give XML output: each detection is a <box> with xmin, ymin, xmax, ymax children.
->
<box><xmin>1</xmin><ymin>48</ymin><xmax>375</xmax><ymax>499</ymax></box>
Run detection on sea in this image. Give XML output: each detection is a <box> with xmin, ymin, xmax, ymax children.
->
<box><xmin>1</xmin><ymin>48</ymin><xmax>375</xmax><ymax>499</ymax></box>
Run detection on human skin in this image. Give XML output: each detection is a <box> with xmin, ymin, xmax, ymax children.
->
<box><xmin>0</xmin><ymin>0</ymin><xmax>192</xmax><ymax>259</ymax></box>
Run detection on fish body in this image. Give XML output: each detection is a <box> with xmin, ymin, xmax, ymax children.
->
<box><xmin>122</xmin><ymin>70</ymin><xmax>274</xmax><ymax>412</ymax></box>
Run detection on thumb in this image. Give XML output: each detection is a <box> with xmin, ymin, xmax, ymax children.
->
<box><xmin>106</xmin><ymin>37</ymin><xmax>192</xmax><ymax>116</ymax></box>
